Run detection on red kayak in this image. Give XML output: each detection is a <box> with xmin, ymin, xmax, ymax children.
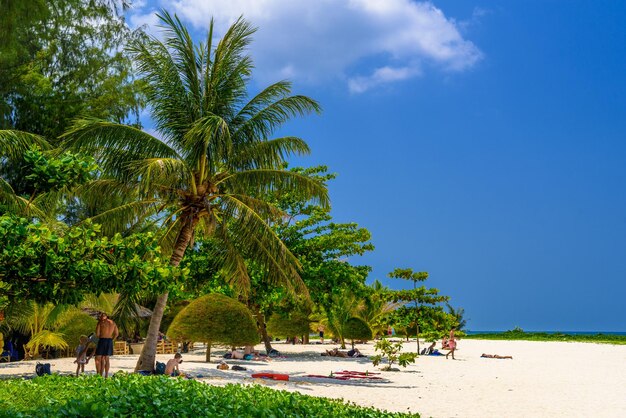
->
<box><xmin>251</xmin><ymin>373</ymin><xmax>289</xmax><ymax>381</ymax></box>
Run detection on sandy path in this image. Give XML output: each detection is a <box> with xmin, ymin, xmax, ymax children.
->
<box><xmin>1</xmin><ymin>339</ymin><xmax>624</xmax><ymax>417</ymax></box>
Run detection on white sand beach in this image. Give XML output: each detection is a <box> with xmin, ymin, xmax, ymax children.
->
<box><xmin>1</xmin><ymin>339</ymin><xmax>625</xmax><ymax>418</ymax></box>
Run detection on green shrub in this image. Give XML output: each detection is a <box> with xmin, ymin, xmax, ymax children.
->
<box><xmin>266</xmin><ymin>312</ymin><xmax>310</xmax><ymax>338</ymax></box>
<box><xmin>0</xmin><ymin>374</ymin><xmax>419</xmax><ymax>417</ymax></box>
<box><xmin>167</xmin><ymin>293</ymin><xmax>258</xmax><ymax>361</ymax></box>
<box><xmin>371</xmin><ymin>339</ymin><xmax>417</xmax><ymax>371</ymax></box>
<box><xmin>343</xmin><ymin>317</ymin><xmax>373</xmax><ymax>347</ymax></box>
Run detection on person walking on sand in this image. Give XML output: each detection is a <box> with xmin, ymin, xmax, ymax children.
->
<box><xmin>94</xmin><ymin>312</ymin><xmax>118</xmax><ymax>377</ymax></box>
<box><xmin>446</xmin><ymin>327</ymin><xmax>457</xmax><ymax>360</ymax></box>
<box><xmin>318</xmin><ymin>325</ymin><xmax>325</xmax><ymax>344</ymax></box>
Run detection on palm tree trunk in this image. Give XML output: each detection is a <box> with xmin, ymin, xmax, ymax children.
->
<box><xmin>135</xmin><ymin>218</ymin><xmax>196</xmax><ymax>372</ymax></box>
<box><xmin>205</xmin><ymin>343</ymin><xmax>211</xmax><ymax>362</ymax></box>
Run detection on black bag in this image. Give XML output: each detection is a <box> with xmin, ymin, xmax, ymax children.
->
<box><xmin>155</xmin><ymin>361</ymin><xmax>166</xmax><ymax>375</ymax></box>
<box><xmin>35</xmin><ymin>362</ymin><xmax>51</xmax><ymax>376</ymax></box>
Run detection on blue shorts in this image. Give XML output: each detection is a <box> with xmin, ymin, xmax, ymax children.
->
<box><xmin>95</xmin><ymin>338</ymin><xmax>113</xmax><ymax>356</ymax></box>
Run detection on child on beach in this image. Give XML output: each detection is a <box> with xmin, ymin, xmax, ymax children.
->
<box><xmin>165</xmin><ymin>353</ymin><xmax>184</xmax><ymax>376</ymax></box>
<box><xmin>73</xmin><ymin>335</ymin><xmax>90</xmax><ymax>376</ymax></box>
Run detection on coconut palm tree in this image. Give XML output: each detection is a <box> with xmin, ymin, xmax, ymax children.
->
<box><xmin>60</xmin><ymin>11</ymin><xmax>328</xmax><ymax>371</ymax></box>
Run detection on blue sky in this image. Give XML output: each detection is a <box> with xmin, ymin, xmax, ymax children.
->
<box><xmin>130</xmin><ymin>1</ymin><xmax>626</xmax><ymax>331</ymax></box>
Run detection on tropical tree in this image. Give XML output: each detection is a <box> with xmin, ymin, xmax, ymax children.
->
<box><xmin>387</xmin><ymin>268</ymin><xmax>450</xmax><ymax>353</ymax></box>
<box><xmin>343</xmin><ymin>317</ymin><xmax>373</xmax><ymax>349</ymax></box>
<box><xmin>0</xmin><ymin>0</ymin><xmax>144</xmax><ymax>139</ymax></box>
<box><xmin>266</xmin><ymin>312</ymin><xmax>311</xmax><ymax>342</ymax></box>
<box><xmin>0</xmin><ymin>131</ymin><xmax>52</xmax><ymax>218</ymax></box>
<box><xmin>446</xmin><ymin>303</ymin><xmax>467</xmax><ymax>331</ymax></box>
<box><xmin>167</xmin><ymin>293</ymin><xmax>258</xmax><ymax>361</ymax></box>
<box><xmin>61</xmin><ymin>11</ymin><xmax>328</xmax><ymax>371</ymax></box>
<box><xmin>325</xmin><ymin>291</ymin><xmax>367</xmax><ymax>349</ymax></box>
<box><xmin>360</xmin><ymin>280</ymin><xmax>401</xmax><ymax>338</ymax></box>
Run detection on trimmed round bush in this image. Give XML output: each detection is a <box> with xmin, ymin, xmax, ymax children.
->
<box><xmin>167</xmin><ymin>294</ymin><xmax>258</xmax><ymax>361</ymax></box>
<box><xmin>344</xmin><ymin>317</ymin><xmax>373</xmax><ymax>345</ymax></box>
<box><xmin>266</xmin><ymin>312</ymin><xmax>310</xmax><ymax>338</ymax></box>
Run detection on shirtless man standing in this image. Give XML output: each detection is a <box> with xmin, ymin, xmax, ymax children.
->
<box><xmin>95</xmin><ymin>312</ymin><xmax>119</xmax><ymax>377</ymax></box>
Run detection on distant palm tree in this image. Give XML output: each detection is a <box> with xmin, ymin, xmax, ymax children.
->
<box><xmin>361</xmin><ymin>280</ymin><xmax>402</xmax><ymax>337</ymax></box>
<box><xmin>61</xmin><ymin>11</ymin><xmax>328</xmax><ymax>371</ymax></box>
<box><xmin>446</xmin><ymin>303</ymin><xmax>467</xmax><ymax>331</ymax></box>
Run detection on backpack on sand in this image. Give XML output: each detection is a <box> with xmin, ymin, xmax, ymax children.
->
<box><xmin>35</xmin><ymin>362</ymin><xmax>51</xmax><ymax>376</ymax></box>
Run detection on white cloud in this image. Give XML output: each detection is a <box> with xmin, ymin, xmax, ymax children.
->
<box><xmin>348</xmin><ymin>65</ymin><xmax>419</xmax><ymax>93</ymax></box>
<box><xmin>130</xmin><ymin>0</ymin><xmax>482</xmax><ymax>92</ymax></box>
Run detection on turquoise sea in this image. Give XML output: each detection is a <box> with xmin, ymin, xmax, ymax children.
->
<box><xmin>466</xmin><ymin>330</ymin><xmax>626</xmax><ymax>335</ymax></box>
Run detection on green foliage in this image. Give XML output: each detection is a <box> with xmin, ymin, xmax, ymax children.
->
<box><xmin>386</xmin><ymin>268</ymin><xmax>450</xmax><ymax>349</ymax></box>
<box><xmin>360</xmin><ymin>280</ymin><xmax>401</xmax><ymax>338</ymax></box>
<box><xmin>465</xmin><ymin>329</ymin><xmax>626</xmax><ymax>345</ymax></box>
<box><xmin>60</xmin><ymin>11</ymin><xmax>328</xmax><ymax>370</ymax></box>
<box><xmin>22</xmin><ymin>149</ymin><xmax>96</xmax><ymax>193</ymax></box>
<box><xmin>343</xmin><ymin>317</ymin><xmax>373</xmax><ymax>343</ymax></box>
<box><xmin>371</xmin><ymin>339</ymin><xmax>418</xmax><ymax>371</ymax></box>
<box><xmin>161</xmin><ymin>300</ymin><xmax>191</xmax><ymax>336</ymax></box>
<box><xmin>324</xmin><ymin>291</ymin><xmax>365</xmax><ymax>349</ymax></box>
<box><xmin>0</xmin><ymin>215</ymin><xmax>185</xmax><ymax>305</ymax></box>
<box><xmin>445</xmin><ymin>303</ymin><xmax>466</xmax><ymax>331</ymax></box>
<box><xmin>0</xmin><ymin>0</ymin><xmax>144</xmax><ymax>139</ymax></box>
<box><xmin>274</xmin><ymin>166</ymin><xmax>374</xmax><ymax>312</ymax></box>
<box><xmin>266</xmin><ymin>312</ymin><xmax>311</xmax><ymax>338</ymax></box>
<box><xmin>3</xmin><ymin>302</ymin><xmax>78</xmax><ymax>356</ymax></box>
<box><xmin>56</xmin><ymin>311</ymin><xmax>97</xmax><ymax>351</ymax></box>
<box><xmin>167</xmin><ymin>294</ymin><xmax>258</xmax><ymax>347</ymax></box>
<box><xmin>0</xmin><ymin>374</ymin><xmax>419</xmax><ymax>417</ymax></box>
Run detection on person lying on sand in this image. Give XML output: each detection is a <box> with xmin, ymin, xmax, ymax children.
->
<box><xmin>347</xmin><ymin>348</ymin><xmax>365</xmax><ymax>358</ymax></box>
<box><xmin>481</xmin><ymin>353</ymin><xmax>513</xmax><ymax>359</ymax></box>
<box><xmin>322</xmin><ymin>348</ymin><xmax>364</xmax><ymax>358</ymax></box>
<box><xmin>230</xmin><ymin>347</ymin><xmax>270</xmax><ymax>361</ymax></box>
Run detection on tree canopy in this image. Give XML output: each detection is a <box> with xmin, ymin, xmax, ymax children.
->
<box><xmin>167</xmin><ymin>293</ymin><xmax>258</xmax><ymax>361</ymax></box>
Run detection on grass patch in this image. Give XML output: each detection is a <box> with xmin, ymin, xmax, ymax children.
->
<box><xmin>465</xmin><ymin>329</ymin><xmax>626</xmax><ymax>345</ymax></box>
<box><xmin>0</xmin><ymin>374</ymin><xmax>419</xmax><ymax>417</ymax></box>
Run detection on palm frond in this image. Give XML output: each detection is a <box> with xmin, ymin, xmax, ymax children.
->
<box><xmin>79</xmin><ymin>199</ymin><xmax>160</xmax><ymax>236</ymax></box>
<box><xmin>220</xmin><ymin>194</ymin><xmax>306</xmax><ymax>295</ymax></box>
<box><xmin>125</xmin><ymin>158</ymin><xmax>191</xmax><ymax>195</ymax></box>
<box><xmin>228</xmin><ymin>137</ymin><xmax>310</xmax><ymax>170</ymax></box>
<box><xmin>218</xmin><ymin>169</ymin><xmax>330</xmax><ymax>208</ymax></box>
<box><xmin>60</xmin><ymin>118</ymin><xmax>182</xmax><ymax>179</ymax></box>
<box><xmin>26</xmin><ymin>330</ymin><xmax>69</xmax><ymax>351</ymax></box>
<box><xmin>182</xmin><ymin>114</ymin><xmax>231</xmax><ymax>173</ymax></box>
<box><xmin>0</xmin><ymin>130</ymin><xmax>50</xmax><ymax>159</ymax></box>
<box><xmin>232</xmin><ymin>95</ymin><xmax>321</xmax><ymax>143</ymax></box>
